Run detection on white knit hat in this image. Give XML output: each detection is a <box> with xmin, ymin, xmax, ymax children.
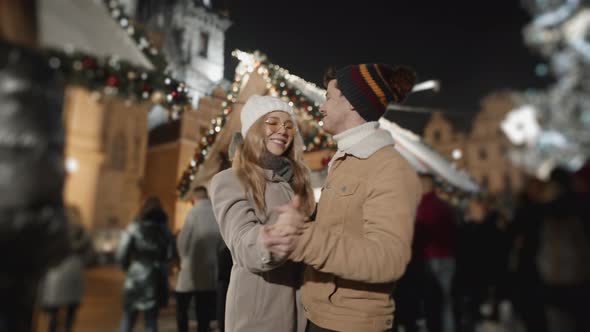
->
<box><xmin>240</xmin><ymin>95</ymin><xmax>296</xmax><ymax>137</ymax></box>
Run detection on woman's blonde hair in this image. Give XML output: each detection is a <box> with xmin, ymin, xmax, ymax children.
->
<box><xmin>233</xmin><ymin>114</ymin><xmax>315</xmax><ymax>217</ymax></box>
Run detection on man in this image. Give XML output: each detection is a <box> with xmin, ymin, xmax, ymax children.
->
<box><xmin>265</xmin><ymin>64</ymin><xmax>422</xmax><ymax>332</ymax></box>
<box><xmin>175</xmin><ymin>186</ymin><xmax>222</xmax><ymax>332</ymax></box>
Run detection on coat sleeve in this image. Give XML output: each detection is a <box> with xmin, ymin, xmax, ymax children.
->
<box><xmin>210</xmin><ymin>171</ymin><xmax>284</xmax><ymax>273</ymax></box>
<box><xmin>290</xmin><ymin>159</ymin><xmax>421</xmax><ymax>283</ymax></box>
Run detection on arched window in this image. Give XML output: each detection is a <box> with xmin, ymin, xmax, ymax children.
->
<box><xmin>199</xmin><ymin>31</ymin><xmax>210</xmax><ymax>58</ymax></box>
<box><xmin>503</xmin><ymin>173</ymin><xmax>512</xmax><ymax>192</ymax></box>
<box><xmin>111</xmin><ymin>132</ymin><xmax>127</xmax><ymax>171</ymax></box>
<box><xmin>433</xmin><ymin>129</ymin><xmax>441</xmax><ymax>143</ymax></box>
<box><xmin>481</xmin><ymin>175</ymin><xmax>489</xmax><ymax>190</ymax></box>
<box><xmin>478</xmin><ymin>147</ymin><xmax>488</xmax><ymax>160</ymax></box>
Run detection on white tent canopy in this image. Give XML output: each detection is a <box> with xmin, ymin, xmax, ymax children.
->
<box><xmin>39</xmin><ymin>0</ymin><xmax>153</xmax><ymax>70</ymax></box>
<box><xmin>379</xmin><ymin>118</ymin><xmax>480</xmax><ymax>193</ymax></box>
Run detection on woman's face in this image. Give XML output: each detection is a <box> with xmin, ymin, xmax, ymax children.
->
<box><xmin>263</xmin><ymin>111</ymin><xmax>296</xmax><ymax>156</ymax></box>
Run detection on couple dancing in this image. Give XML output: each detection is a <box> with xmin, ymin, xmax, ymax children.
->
<box><xmin>210</xmin><ymin>63</ymin><xmax>422</xmax><ymax>332</ymax></box>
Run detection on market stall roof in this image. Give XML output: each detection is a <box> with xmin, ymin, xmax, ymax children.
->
<box><xmin>39</xmin><ymin>0</ymin><xmax>153</xmax><ymax>70</ymax></box>
<box><xmin>380</xmin><ymin>118</ymin><xmax>480</xmax><ymax>193</ymax></box>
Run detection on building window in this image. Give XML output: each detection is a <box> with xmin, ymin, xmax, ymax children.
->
<box><xmin>500</xmin><ymin>144</ymin><xmax>508</xmax><ymax>157</ymax></box>
<box><xmin>111</xmin><ymin>132</ymin><xmax>127</xmax><ymax>171</ymax></box>
<box><xmin>504</xmin><ymin>173</ymin><xmax>512</xmax><ymax>192</ymax></box>
<box><xmin>433</xmin><ymin>129</ymin><xmax>441</xmax><ymax>143</ymax></box>
<box><xmin>481</xmin><ymin>175</ymin><xmax>489</xmax><ymax>189</ymax></box>
<box><xmin>478</xmin><ymin>147</ymin><xmax>487</xmax><ymax>160</ymax></box>
<box><xmin>199</xmin><ymin>31</ymin><xmax>209</xmax><ymax>58</ymax></box>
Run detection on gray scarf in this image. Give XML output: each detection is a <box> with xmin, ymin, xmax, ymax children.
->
<box><xmin>260</xmin><ymin>150</ymin><xmax>294</xmax><ymax>184</ymax></box>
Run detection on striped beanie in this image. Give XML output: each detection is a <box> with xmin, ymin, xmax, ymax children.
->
<box><xmin>336</xmin><ymin>64</ymin><xmax>417</xmax><ymax>122</ymax></box>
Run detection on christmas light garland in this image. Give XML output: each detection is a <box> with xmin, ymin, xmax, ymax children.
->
<box><xmin>26</xmin><ymin>0</ymin><xmax>194</xmax><ymax>118</ymax></box>
<box><xmin>43</xmin><ymin>48</ymin><xmax>191</xmax><ymax>117</ymax></box>
<box><xmin>176</xmin><ymin>50</ymin><xmax>335</xmax><ymax>197</ymax></box>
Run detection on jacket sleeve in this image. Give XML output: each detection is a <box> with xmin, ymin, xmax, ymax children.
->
<box><xmin>290</xmin><ymin>159</ymin><xmax>421</xmax><ymax>283</ymax></box>
<box><xmin>210</xmin><ymin>171</ymin><xmax>284</xmax><ymax>273</ymax></box>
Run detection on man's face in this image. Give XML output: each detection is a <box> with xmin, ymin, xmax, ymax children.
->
<box><xmin>319</xmin><ymin>80</ymin><xmax>354</xmax><ymax>135</ymax></box>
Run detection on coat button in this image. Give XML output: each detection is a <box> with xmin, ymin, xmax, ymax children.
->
<box><xmin>341</xmin><ymin>186</ymin><xmax>347</xmax><ymax>192</ymax></box>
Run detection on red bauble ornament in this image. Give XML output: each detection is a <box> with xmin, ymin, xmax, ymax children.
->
<box><xmin>106</xmin><ymin>75</ymin><xmax>119</xmax><ymax>87</ymax></box>
<box><xmin>142</xmin><ymin>83</ymin><xmax>152</xmax><ymax>92</ymax></box>
<box><xmin>82</xmin><ymin>57</ymin><xmax>97</xmax><ymax>69</ymax></box>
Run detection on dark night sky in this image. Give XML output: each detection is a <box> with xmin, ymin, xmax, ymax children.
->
<box><xmin>223</xmin><ymin>0</ymin><xmax>551</xmax><ymax>132</ymax></box>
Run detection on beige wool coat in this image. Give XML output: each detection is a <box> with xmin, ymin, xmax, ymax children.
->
<box><xmin>210</xmin><ymin>168</ymin><xmax>306</xmax><ymax>332</ymax></box>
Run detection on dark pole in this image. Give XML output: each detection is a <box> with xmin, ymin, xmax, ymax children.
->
<box><xmin>0</xmin><ymin>1</ymin><xmax>69</xmax><ymax>331</ymax></box>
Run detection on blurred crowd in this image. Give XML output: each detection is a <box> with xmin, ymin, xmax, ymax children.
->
<box><xmin>27</xmin><ymin>163</ymin><xmax>590</xmax><ymax>332</ymax></box>
<box><xmin>394</xmin><ymin>166</ymin><xmax>590</xmax><ymax>332</ymax></box>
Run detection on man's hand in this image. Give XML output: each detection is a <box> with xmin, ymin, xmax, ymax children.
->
<box><xmin>260</xmin><ymin>195</ymin><xmax>307</xmax><ymax>258</ymax></box>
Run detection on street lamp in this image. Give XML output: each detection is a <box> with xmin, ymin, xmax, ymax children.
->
<box><xmin>411</xmin><ymin>80</ymin><xmax>440</xmax><ymax>93</ymax></box>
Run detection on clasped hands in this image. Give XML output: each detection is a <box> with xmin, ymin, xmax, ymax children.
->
<box><xmin>260</xmin><ymin>195</ymin><xmax>307</xmax><ymax>259</ymax></box>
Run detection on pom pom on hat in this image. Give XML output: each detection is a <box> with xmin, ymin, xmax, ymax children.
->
<box><xmin>240</xmin><ymin>95</ymin><xmax>296</xmax><ymax>137</ymax></box>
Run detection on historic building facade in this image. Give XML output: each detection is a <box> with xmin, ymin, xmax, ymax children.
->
<box><xmin>423</xmin><ymin>91</ymin><xmax>525</xmax><ymax>196</ymax></box>
<box><xmin>123</xmin><ymin>0</ymin><xmax>231</xmax><ymax>104</ymax></box>
<box><xmin>63</xmin><ymin>87</ymin><xmax>149</xmax><ymax>231</ymax></box>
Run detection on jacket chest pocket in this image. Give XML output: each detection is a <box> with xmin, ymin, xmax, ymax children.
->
<box><xmin>334</xmin><ymin>181</ymin><xmax>360</xmax><ymax>198</ymax></box>
<box><xmin>319</xmin><ymin>180</ymin><xmax>360</xmax><ymax>217</ymax></box>
<box><xmin>331</xmin><ymin>180</ymin><xmax>362</xmax><ymax>234</ymax></box>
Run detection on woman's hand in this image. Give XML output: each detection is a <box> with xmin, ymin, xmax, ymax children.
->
<box><xmin>260</xmin><ymin>196</ymin><xmax>306</xmax><ymax>258</ymax></box>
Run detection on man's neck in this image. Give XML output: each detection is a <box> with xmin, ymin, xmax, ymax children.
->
<box><xmin>332</xmin><ymin>118</ymin><xmax>367</xmax><ymax>136</ymax></box>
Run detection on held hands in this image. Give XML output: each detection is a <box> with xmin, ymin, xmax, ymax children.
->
<box><xmin>260</xmin><ymin>195</ymin><xmax>307</xmax><ymax>259</ymax></box>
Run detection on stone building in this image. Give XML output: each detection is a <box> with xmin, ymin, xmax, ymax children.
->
<box><xmin>423</xmin><ymin>91</ymin><xmax>524</xmax><ymax>195</ymax></box>
<box><xmin>122</xmin><ymin>0</ymin><xmax>231</xmax><ymax>104</ymax></box>
<box><xmin>63</xmin><ymin>88</ymin><xmax>149</xmax><ymax>232</ymax></box>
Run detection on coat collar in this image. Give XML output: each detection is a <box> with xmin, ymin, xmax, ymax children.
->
<box><xmin>329</xmin><ymin>122</ymin><xmax>395</xmax><ymax>170</ymax></box>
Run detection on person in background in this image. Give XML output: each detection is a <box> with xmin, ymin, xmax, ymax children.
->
<box><xmin>454</xmin><ymin>195</ymin><xmax>512</xmax><ymax>331</ymax></box>
<box><xmin>116</xmin><ymin>196</ymin><xmax>174</xmax><ymax>332</ymax></box>
<box><xmin>39</xmin><ymin>206</ymin><xmax>92</xmax><ymax>332</ymax></box>
<box><xmin>175</xmin><ymin>186</ymin><xmax>222</xmax><ymax>332</ymax></box>
<box><xmin>210</xmin><ymin>95</ymin><xmax>315</xmax><ymax>332</ymax></box>
<box><xmin>513</xmin><ymin>169</ymin><xmax>590</xmax><ymax>332</ymax></box>
<box><xmin>215</xmin><ymin>134</ymin><xmax>243</xmax><ymax>332</ymax></box>
<box><xmin>413</xmin><ymin>173</ymin><xmax>457</xmax><ymax>332</ymax></box>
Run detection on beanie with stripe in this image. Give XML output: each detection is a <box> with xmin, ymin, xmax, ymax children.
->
<box><xmin>336</xmin><ymin>64</ymin><xmax>417</xmax><ymax>122</ymax></box>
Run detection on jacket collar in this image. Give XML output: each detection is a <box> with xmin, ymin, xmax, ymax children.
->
<box><xmin>329</xmin><ymin>122</ymin><xmax>395</xmax><ymax>170</ymax></box>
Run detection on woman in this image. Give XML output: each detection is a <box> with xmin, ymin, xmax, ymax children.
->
<box><xmin>116</xmin><ymin>196</ymin><xmax>174</xmax><ymax>332</ymax></box>
<box><xmin>210</xmin><ymin>95</ymin><xmax>315</xmax><ymax>332</ymax></box>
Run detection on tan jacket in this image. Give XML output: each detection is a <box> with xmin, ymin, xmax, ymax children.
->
<box><xmin>210</xmin><ymin>168</ymin><xmax>306</xmax><ymax>332</ymax></box>
<box><xmin>291</xmin><ymin>141</ymin><xmax>421</xmax><ymax>331</ymax></box>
